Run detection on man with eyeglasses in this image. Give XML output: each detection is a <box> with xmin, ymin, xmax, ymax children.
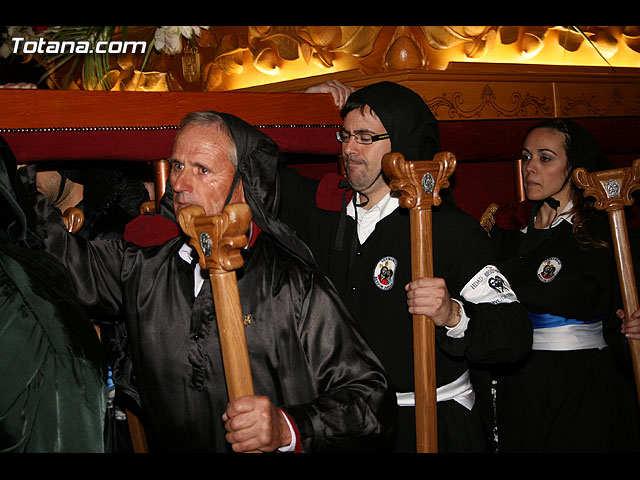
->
<box><xmin>279</xmin><ymin>81</ymin><xmax>532</xmax><ymax>452</ymax></box>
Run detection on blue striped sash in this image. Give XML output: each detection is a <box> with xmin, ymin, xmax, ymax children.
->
<box><xmin>528</xmin><ymin>313</ymin><xmax>607</xmax><ymax>351</ymax></box>
<box><xmin>529</xmin><ymin>312</ymin><xmax>602</xmax><ymax>329</ymax></box>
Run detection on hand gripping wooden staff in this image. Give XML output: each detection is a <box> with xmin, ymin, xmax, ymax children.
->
<box><xmin>178</xmin><ymin>203</ymin><xmax>257</xmax><ymax>403</ymax></box>
<box><xmin>382</xmin><ymin>151</ymin><xmax>457</xmax><ymax>453</ymax></box>
<box><xmin>573</xmin><ymin>159</ymin><xmax>640</xmax><ymax>403</ymax></box>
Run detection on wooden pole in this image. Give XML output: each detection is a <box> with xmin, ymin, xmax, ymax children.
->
<box><xmin>140</xmin><ymin>159</ymin><xmax>171</xmax><ymax>214</ymax></box>
<box><xmin>153</xmin><ymin>159</ymin><xmax>171</xmax><ymax>211</ymax></box>
<box><xmin>178</xmin><ymin>203</ymin><xmax>255</xmax><ymax>402</ymax></box>
<box><xmin>513</xmin><ymin>158</ymin><xmax>526</xmax><ymax>203</ymax></box>
<box><xmin>573</xmin><ymin>159</ymin><xmax>640</xmax><ymax>403</ymax></box>
<box><xmin>126</xmin><ymin>412</ymin><xmax>149</xmax><ymax>453</ymax></box>
<box><xmin>382</xmin><ymin>151</ymin><xmax>457</xmax><ymax>453</ymax></box>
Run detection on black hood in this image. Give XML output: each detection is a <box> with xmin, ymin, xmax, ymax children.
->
<box><xmin>0</xmin><ymin>136</ymin><xmax>26</xmax><ymax>243</ymax></box>
<box><xmin>0</xmin><ymin>136</ymin><xmax>45</xmax><ymax>247</ymax></box>
<box><xmin>343</xmin><ymin>81</ymin><xmax>440</xmax><ymax>162</ymax></box>
<box><xmin>562</xmin><ymin>118</ymin><xmax>613</xmax><ymax>173</ymax></box>
<box><xmin>159</xmin><ymin>111</ymin><xmax>315</xmax><ymax>265</ymax></box>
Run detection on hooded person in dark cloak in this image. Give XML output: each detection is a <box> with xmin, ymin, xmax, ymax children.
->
<box><xmin>488</xmin><ymin>118</ymin><xmax>640</xmax><ymax>452</ymax></box>
<box><xmin>279</xmin><ymin>80</ymin><xmax>532</xmax><ymax>452</ymax></box>
<box><xmin>0</xmin><ymin>136</ymin><xmax>107</xmax><ymax>452</ymax></box>
<box><xmin>23</xmin><ymin>161</ymin><xmax>151</xmax><ymax>453</ymax></box>
<box><xmin>32</xmin><ymin>111</ymin><xmax>396</xmax><ymax>453</ymax></box>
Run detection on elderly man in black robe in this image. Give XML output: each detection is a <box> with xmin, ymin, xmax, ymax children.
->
<box><xmin>35</xmin><ymin>111</ymin><xmax>396</xmax><ymax>453</ymax></box>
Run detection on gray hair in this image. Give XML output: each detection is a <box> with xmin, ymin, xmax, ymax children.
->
<box><xmin>178</xmin><ymin>111</ymin><xmax>238</xmax><ymax>167</ymax></box>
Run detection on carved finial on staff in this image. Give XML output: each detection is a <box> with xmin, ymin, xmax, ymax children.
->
<box><xmin>62</xmin><ymin>207</ymin><xmax>85</xmax><ymax>233</ymax></box>
<box><xmin>179</xmin><ymin>203</ymin><xmax>251</xmax><ymax>274</ymax></box>
<box><xmin>573</xmin><ymin>159</ymin><xmax>640</xmax><ymax>212</ymax></box>
<box><xmin>384</xmin><ymin>151</ymin><xmax>456</xmax><ymax>210</ymax></box>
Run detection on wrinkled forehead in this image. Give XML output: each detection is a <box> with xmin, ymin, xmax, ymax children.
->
<box><xmin>172</xmin><ymin>123</ymin><xmax>236</xmax><ymax>165</ymax></box>
<box><xmin>175</xmin><ymin>122</ymin><xmax>231</xmax><ymax>145</ymax></box>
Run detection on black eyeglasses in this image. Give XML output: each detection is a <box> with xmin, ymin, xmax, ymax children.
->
<box><xmin>336</xmin><ymin>129</ymin><xmax>390</xmax><ymax>145</ymax></box>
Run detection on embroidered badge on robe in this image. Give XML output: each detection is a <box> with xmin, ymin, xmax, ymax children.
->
<box><xmin>373</xmin><ymin>256</ymin><xmax>397</xmax><ymax>291</ymax></box>
<box><xmin>537</xmin><ymin>257</ymin><xmax>562</xmax><ymax>283</ymax></box>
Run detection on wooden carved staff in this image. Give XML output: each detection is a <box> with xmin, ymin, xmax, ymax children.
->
<box><xmin>382</xmin><ymin>151</ymin><xmax>457</xmax><ymax>453</ymax></box>
<box><xmin>573</xmin><ymin>159</ymin><xmax>640</xmax><ymax>402</ymax></box>
<box><xmin>178</xmin><ymin>203</ymin><xmax>256</xmax><ymax>402</ymax></box>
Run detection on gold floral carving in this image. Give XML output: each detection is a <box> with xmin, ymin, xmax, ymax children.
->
<box><xmin>5</xmin><ymin>26</ymin><xmax>640</xmax><ymax>92</ymax></box>
<box><xmin>160</xmin><ymin>26</ymin><xmax>640</xmax><ymax>92</ymax></box>
<box><xmin>421</xmin><ymin>26</ymin><xmax>497</xmax><ymax>58</ymax></box>
<box><xmin>202</xmin><ymin>26</ymin><xmax>384</xmax><ymax>90</ymax></box>
<box><xmin>425</xmin><ymin>85</ymin><xmax>553</xmax><ymax>120</ymax></box>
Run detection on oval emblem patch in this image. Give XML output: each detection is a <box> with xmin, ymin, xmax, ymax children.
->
<box><xmin>373</xmin><ymin>256</ymin><xmax>397</xmax><ymax>291</ymax></box>
<box><xmin>537</xmin><ymin>257</ymin><xmax>562</xmax><ymax>283</ymax></box>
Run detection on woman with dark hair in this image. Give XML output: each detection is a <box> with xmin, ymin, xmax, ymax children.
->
<box><xmin>489</xmin><ymin>118</ymin><xmax>640</xmax><ymax>452</ymax></box>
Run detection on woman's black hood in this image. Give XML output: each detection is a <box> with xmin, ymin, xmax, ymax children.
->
<box><xmin>562</xmin><ymin>118</ymin><xmax>613</xmax><ymax>173</ymax></box>
<box><xmin>159</xmin><ymin>111</ymin><xmax>315</xmax><ymax>265</ymax></box>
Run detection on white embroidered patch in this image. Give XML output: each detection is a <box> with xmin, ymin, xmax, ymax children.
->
<box><xmin>460</xmin><ymin>265</ymin><xmax>518</xmax><ymax>304</ymax></box>
<box><xmin>537</xmin><ymin>257</ymin><xmax>562</xmax><ymax>283</ymax></box>
<box><xmin>373</xmin><ymin>256</ymin><xmax>397</xmax><ymax>291</ymax></box>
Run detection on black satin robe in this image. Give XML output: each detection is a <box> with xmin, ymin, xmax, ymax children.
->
<box><xmin>39</xmin><ymin>202</ymin><xmax>395</xmax><ymax>452</ymax></box>
<box><xmin>31</xmin><ymin>110</ymin><xmax>396</xmax><ymax>452</ymax></box>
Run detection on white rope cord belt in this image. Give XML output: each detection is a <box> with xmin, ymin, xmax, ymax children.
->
<box><xmin>395</xmin><ymin>369</ymin><xmax>475</xmax><ymax>411</ymax></box>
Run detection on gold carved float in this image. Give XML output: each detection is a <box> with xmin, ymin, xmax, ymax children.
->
<box><xmin>3</xmin><ymin>26</ymin><xmax>640</xmax><ymax>121</ymax></box>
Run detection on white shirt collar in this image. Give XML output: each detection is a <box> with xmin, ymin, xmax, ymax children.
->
<box><xmin>521</xmin><ymin>200</ymin><xmax>575</xmax><ymax>233</ymax></box>
<box><xmin>178</xmin><ymin>242</ymin><xmax>195</xmax><ymax>264</ymax></box>
<box><xmin>554</xmin><ymin>200</ymin><xmax>575</xmax><ymax>226</ymax></box>
<box><xmin>179</xmin><ymin>243</ymin><xmax>206</xmax><ymax>297</ymax></box>
<box><xmin>346</xmin><ymin>191</ymin><xmax>399</xmax><ymax>244</ymax></box>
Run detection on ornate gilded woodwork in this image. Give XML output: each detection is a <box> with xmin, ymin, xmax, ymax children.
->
<box><xmin>423</xmin><ymin>84</ymin><xmax>554</xmax><ymax>120</ymax></box>
<box><xmin>3</xmin><ymin>26</ymin><xmax>640</xmax><ymax>121</ymax></box>
<box><xmin>5</xmin><ymin>26</ymin><xmax>639</xmax><ymax>93</ymax></box>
